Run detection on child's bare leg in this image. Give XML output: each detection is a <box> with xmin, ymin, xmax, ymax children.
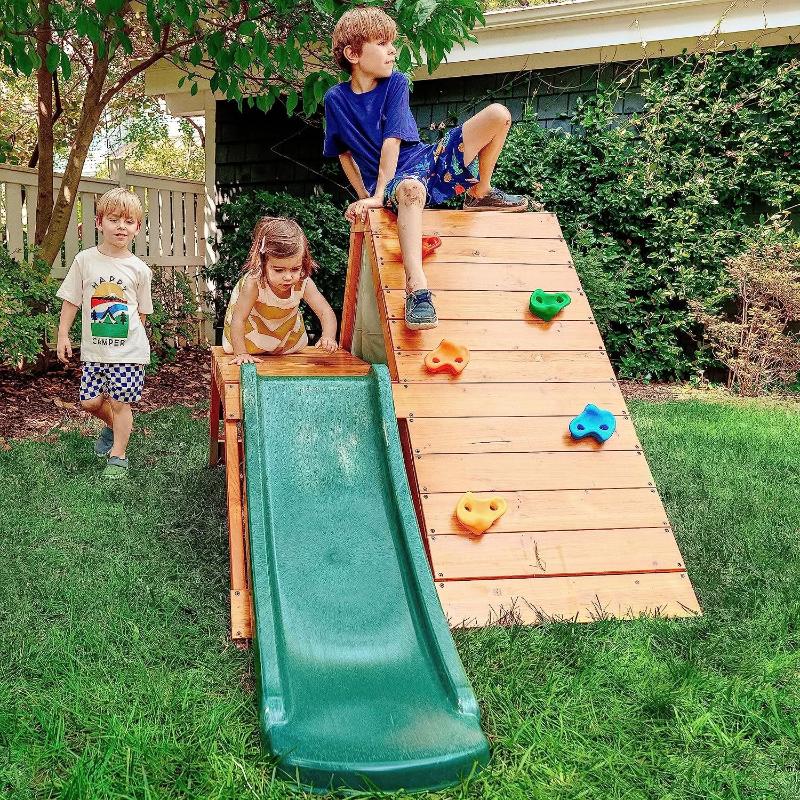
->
<box><xmin>80</xmin><ymin>395</ymin><xmax>114</xmax><ymax>428</ymax></box>
<box><xmin>395</xmin><ymin>179</ymin><xmax>427</xmax><ymax>293</ymax></box>
<box><xmin>461</xmin><ymin>103</ymin><xmax>513</xmax><ymax>197</ymax></box>
<box><xmin>107</xmin><ymin>399</ymin><xmax>133</xmax><ymax>459</ymax></box>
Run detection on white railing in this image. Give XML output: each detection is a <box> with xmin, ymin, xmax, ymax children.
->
<box><xmin>0</xmin><ymin>158</ymin><xmax>212</xmax><ymax>342</ymax></box>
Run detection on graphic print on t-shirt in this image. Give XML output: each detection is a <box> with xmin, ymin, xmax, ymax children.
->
<box><xmin>90</xmin><ymin>280</ymin><xmax>129</xmax><ymax>340</ymax></box>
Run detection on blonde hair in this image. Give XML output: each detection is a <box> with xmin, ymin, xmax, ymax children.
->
<box><xmin>244</xmin><ymin>217</ymin><xmax>316</xmax><ymax>286</ymax></box>
<box><xmin>95</xmin><ymin>187</ymin><xmax>143</xmax><ymax>224</ymax></box>
<box><xmin>332</xmin><ymin>7</ymin><xmax>397</xmax><ymax>73</ymax></box>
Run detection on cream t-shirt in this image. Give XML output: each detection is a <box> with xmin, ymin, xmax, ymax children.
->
<box><xmin>56</xmin><ymin>247</ymin><xmax>153</xmax><ymax>364</ymax></box>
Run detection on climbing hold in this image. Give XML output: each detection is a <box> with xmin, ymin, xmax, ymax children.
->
<box><xmin>422</xmin><ymin>235</ymin><xmax>442</xmax><ymax>259</ymax></box>
<box><xmin>569</xmin><ymin>404</ymin><xmax>617</xmax><ymax>443</ymax></box>
<box><xmin>424</xmin><ymin>339</ymin><xmax>470</xmax><ymax>375</ymax></box>
<box><xmin>456</xmin><ymin>492</ymin><xmax>507</xmax><ymax>535</ymax></box>
<box><xmin>529</xmin><ymin>289</ymin><xmax>571</xmax><ymax>321</ymax></box>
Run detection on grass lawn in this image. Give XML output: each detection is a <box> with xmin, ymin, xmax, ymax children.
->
<box><xmin>1</xmin><ymin>398</ymin><xmax>799</xmax><ymax>799</ymax></box>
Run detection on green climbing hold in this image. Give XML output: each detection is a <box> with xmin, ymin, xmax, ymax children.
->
<box><xmin>529</xmin><ymin>289</ymin><xmax>571</xmax><ymax>321</ymax></box>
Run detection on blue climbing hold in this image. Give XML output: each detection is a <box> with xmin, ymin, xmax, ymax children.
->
<box><xmin>569</xmin><ymin>404</ymin><xmax>617</xmax><ymax>443</ymax></box>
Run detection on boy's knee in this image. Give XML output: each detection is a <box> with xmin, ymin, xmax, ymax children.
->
<box><xmin>80</xmin><ymin>396</ymin><xmax>103</xmax><ymax>412</ymax></box>
<box><xmin>395</xmin><ymin>179</ymin><xmax>426</xmax><ymax>207</ymax></box>
<box><xmin>107</xmin><ymin>398</ymin><xmax>130</xmax><ymax>413</ymax></box>
<box><xmin>487</xmin><ymin>103</ymin><xmax>512</xmax><ymax>128</ymax></box>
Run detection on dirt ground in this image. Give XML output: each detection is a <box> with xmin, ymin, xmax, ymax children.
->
<box><xmin>0</xmin><ymin>346</ymin><xmax>211</xmax><ymax>443</ymax></box>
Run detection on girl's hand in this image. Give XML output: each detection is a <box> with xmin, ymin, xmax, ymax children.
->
<box><xmin>315</xmin><ymin>336</ymin><xmax>338</xmax><ymax>354</ymax></box>
<box><xmin>230</xmin><ymin>353</ymin><xmax>259</xmax><ymax>365</ymax></box>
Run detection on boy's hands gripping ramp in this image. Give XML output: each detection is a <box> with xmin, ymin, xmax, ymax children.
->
<box><xmin>240</xmin><ymin>363</ymin><xmax>488</xmax><ymax>792</ymax></box>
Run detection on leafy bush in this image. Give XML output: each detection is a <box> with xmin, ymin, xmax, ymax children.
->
<box><xmin>147</xmin><ymin>268</ymin><xmax>204</xmax><ymax>371</ymax></box>
<box><xmin>492</xmin><ymin>46</ymin><xmax>800</xmax><ymax>379</ymax></box>
<box><xmin>210</xmin><ymin>190</ymin><xmax>350</xmax><ymax>339</ymax></box>
<box><xmin>690</xmin><ymin>224</ymin><xmax>800</xmax><ymax>396</ymax></box>
<box><xmin>0</xmin><ymin>248</ymin><xmax>57</xmax><ymax>367</ymax></box>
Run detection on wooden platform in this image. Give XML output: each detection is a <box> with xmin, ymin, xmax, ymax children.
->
<box><xmin>341</xmin><ymin>208</ymin><xmax>701</xmax><ymax>627</ymax></box>
<box><xmin>209</xmin><ymin>346</ymin><xmax>371</xmax><ymax>640</ymax></box>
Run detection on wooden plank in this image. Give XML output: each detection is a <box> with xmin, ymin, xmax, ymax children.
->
<box><xmin>224</xmin><ymin>420</ymin><xmax>248</xmax><ymax>635</ymax></box>
<box><xmin>5</xmin><ymin>182</ymin><xmax>24</xmax><ymax>259</ymax></box>
<box><xmin>390</xmin><ymin>320</ymin><xmax>606</xmax><ymax>352</ymax></box>
<box><xmin>81</xmin><ymin>192</ymin><xmax>96</xmax><ymax>250</ymax></box>
<box><xmin>134</xmin><ymin>188</ymin><xmax>147</xmax><ymax>256</ymax></box>
<box><xmin>374</xmin><ymin>236</ymin><xmax>573</xmax><ymax>265</ymax></box>
<box><xmin>429</xmin><ymin>528</ymin><xmax>686</xmax><ymax>580</ymax></box>
<box><xmin>224</xmin><ymin>382</ymin><xmax>241</xmax><ymax>421</ymax></box>
<box><xmin>159</xmin><ymin>189</ymin><xmax>173</xmax><ymax>256</ymax></box>
<box><xmin>173</xmin><ymin>191</ymin><xmax>185</xmax><ymax>258</ymax></box>
<box><xmin>421</xmin><ymin>487</ymin><xmax>669</xmax><ymax>534</ymax></box>
<box><xmin>393</xmin><ymin>381</ymin><xmax>626</xmax><ymax>418</ymax></box>
<box><xmin>414</xmin><ymin>451</ymin><xmax>656</xmax><ymax>493</ymax></box>
<box><xmin>368</xmin><ymin>226</ymin><xmax>399</xmax><ymax>380</ymax></box>
<box><xmin>408</xmin><ymin>414</ymin><xmax>640</xmax><ymax>454</ymax></box>
<box><xmin>213</xmin><ymin>346</ymin><xmax>370</xmax><ymax>383</ymax></box>
<box><xmin>379</xmin><ymin>261</ymin><xmax>579</xmax><ymax>291</ymax></box>
<box><xmin>397</xmin><ymin>350</ymin><xmax>616</xmax><ymax>385</ymax></box>
<box><xmin>384</xmin><ymin>289</ymin><xmax>592</xmax><ymax>321</ymax></box>
<box><xmin>368</xmin><ymin>208</ymin><xmax>564</xmax><ymax>239</ymax></box>
<box><xmin>64</xmin><ymin>198</ymin><xmax>80</xmax><ymax>266</ymax></box>
<box><xmin>339</xmin><ymin>226</ymin><xmax>364</xmax><ymax>351</ymax></box>
<box><xmin>184</xmin><ymin>190</ymin><xmax>197</xmax><ymax>258</ymax></box>
<box><xmin>26</xmin><ymin>187</ymin><xmax>37</xmax><ymax>259</ymax></box>
<box><xmin>438</xmin><ymin>572</ymin><xmax>701</xmax><ymax>627</ymax></box>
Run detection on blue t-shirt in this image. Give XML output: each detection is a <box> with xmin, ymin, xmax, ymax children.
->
<box><xmin>323</xmin><ymin>72</ymin><xmax>428</xmax><ymax>196</ymax></box>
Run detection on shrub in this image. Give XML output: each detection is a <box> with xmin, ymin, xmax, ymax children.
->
<box><xmin>0</xmin><ymin>248</ymin><xmax>57</xmax><ymax>367</ymax></box>
<box><xmin>691</xmin><ymin>224</ymin><xmax>800</xmax><ymax>396</ymax></box>
<box><xmin>147</xmin><ymin>268</ymin><xmax>204</xmax><ymax>371</ymax></box>
<box><xmin>210</xmin><ymin>190</ymin><xmax>350</xmax><ymax>338</ymax></box>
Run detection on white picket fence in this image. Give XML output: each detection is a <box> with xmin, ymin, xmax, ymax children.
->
<box><xmin>0</xmin><ymin>158</ymin><xmax>212</xmax><ymax>342</ymax></box>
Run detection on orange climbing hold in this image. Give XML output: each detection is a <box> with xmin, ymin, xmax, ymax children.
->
<box><xmin>455</xmin><ymin>492</ymin><xmax>508</xmax><ymax>535</ymax></box>
<box><xmin>422</xmin><ymin>236</ymin><xmax>442</xmax><ymax>259</ymax></box>
<box><xmin>424</xmin><ymin>339</ymin><xmax>470</xmax><ymax>375</ymax></box>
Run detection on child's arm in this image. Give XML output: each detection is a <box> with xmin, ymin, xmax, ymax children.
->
<box><xmin>338</xmin><ymin>152</ymin><xmax>369</xmax><ymax>200</ymax></box>
<box><xmin>344</xmin><ymin>138</ymin><xmax>401</xmax><ymax>224</ymax></box>
<box><xmin>229</xmin><ymin>277</ymin><xmax>261</xmax><ymax>365</ymax></box>
<box><xmin>303</xmin><ymin>279</ymin><xmax>338</xmax><ymax>353</ymax></box>
<box><xmin>56</xmin><ymin>300</ymin><xmax>79</xmax><ymax>363</ymax></box>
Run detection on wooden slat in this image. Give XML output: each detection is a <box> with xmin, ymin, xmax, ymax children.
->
<box><xmin>438</xmin><ymin>572</ymin><xmax>701</xmax><ymax>627</ymax></box>
<box><xmin>379</xmin><ymin>262</ymin><xmax>579</xmax><ymax>291</ymax></box>
<box><xmin>408</xmin><ymin>415</ymin><xmax>640</xmax><ymax>454</ymax></box>
<box><xmin>374</xmin><ymin>236</ymin><xmax>573</xmax><ymax>265</ymax></box>
<box><xmin>159</xmin><ymin>189</ymin><xmax>173</xmax><ymax>256</ymax></box>
<box><xmin>414</xmin><ymin>451</ymin><xmax>655</xmax><ymax>493</ymax></box>
<box><xmin>393</xmin><ymin>381</ymin><xmax>626</xmax><ymax>418</ymax></box>
<box><xmin>430</xmin><ymin>528</ymin><xmax>686</xmax><ymax>580</ymax></box>
<box><xmin>368</xmin><ymin>208</ymin><xmax>564</xmax><ymax>239</ymax></box>
<box><xmin>5</xmin><ymin>183</ymin><xmax>24</xmax><ymax>259</ymax></box>
<box><xmin>64</xmin><ymin>198</ymin><xmax>80</xmax><ymax>266</ymax></box>
<box><xmin>339</xmin><ymin>226</ymin><xmax>364</xmax><ymax>351</ymax></box>
<box><xmin>397</xmin><ymin>350</ymin><xmax>616</xmax><ymax>385</ymax></box>
<box><xmin>390</xmin><ymin>320</ymin><xmax>606</xmax><ymax>352</ymax></box>
<box><xmin>81</xmin><ymin>192</ymin><xmax>96</xmax><ymax>250</ymax></box>
<box><xmin>421</xmin><ymin>487</ymin><xmax>668</xmax><ymax>534</ymax></box>
<box><xmin>184</xmin><ymin>190</ymin><xmax>197</xmax><ymax>258</ymax></box>
<box><xmin>134</xmin><ymin>188</ymin><xmax>147</xmax><ymax>256</ymax></box>
<box><xmin>173</xmin><ymin>192</ymin><xmax>185</xmax><ymax>258</ymax></box>
<box><xmin>26</xmin><ymin>187</ymin><xmax>37</xmax><ymax>258</ymax></box>
<box><xmin>384</xmin><ymin>289</ymin><xmax>592</xmax><ymax>321</ymax></box>
<box><xmin>224</xmin><ymin>382</ymin><xmax>241</xmax><ymax>421</ymax></box>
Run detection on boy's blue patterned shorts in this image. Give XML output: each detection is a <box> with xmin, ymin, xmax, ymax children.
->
<box><xmin>383</xmin><ymin>125</ymin><xmax>480</xmax><ymax>213</ymax></box>
<box><xmin>80</xmin><ymin>362</ymin><xmax>146</xmax><ymax>403</ymax></box>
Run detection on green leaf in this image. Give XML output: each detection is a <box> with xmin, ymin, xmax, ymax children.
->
<box><xmin>238</xmin><ymin>21</ymin><xmax>256</xmax><ymax>37</ymax></box>
<box><xmin>190</xmin><ymin>82</ymin><xmax>198</xmax><ymax>96</ymax></box>
<box><xmin>234</xmin><ymin>47</ymin><xmax>251</xmax><ymax>71</ymax></box>
<box><xmin>60</xmin><ymin>51</ymin><xmax>72</xmax><ymax>81</ymax></box>
<box><xmin>285</xmin><ymin>89</ymin><xmax>298</xmax><ymax>116</ymax></box>
<box><xmin>396</xmin><ymin>44</ymin><xmax>412</xmax><ymax>73</ymax></box>
<box><xmin>45</xmin><ymin>45</ymin><xmax>61</xmax><ymax>75</ymax></box>
<box><xmin>188</xmin><ymin>43</ymin><xmax>202</xmax><ymax>66</ymax></box>
<box><xmin>414</xmin><ymin>0</ymin><xmax>438</xmax><ymax>26</ymax></box>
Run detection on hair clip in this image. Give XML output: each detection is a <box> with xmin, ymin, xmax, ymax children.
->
<box><xmin>259</xmin><ymin>237</ymin><xmax>266</xmax><ymax>254</ymax></box>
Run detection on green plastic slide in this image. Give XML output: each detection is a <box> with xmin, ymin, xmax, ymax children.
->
<box><xmin>240</xmin><ymin>363</ymin><xmax>489</xmax><ymax>792</ymax></box>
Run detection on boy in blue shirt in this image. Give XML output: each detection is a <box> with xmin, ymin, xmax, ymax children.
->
<box><xmin>324</xmin><ymin>7</ymin><xmax>528</xmax><ymax>329</ymax></box>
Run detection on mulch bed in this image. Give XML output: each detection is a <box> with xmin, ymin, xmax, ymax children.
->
<box><xmin>0</xmin><ymin>346</ymin><xmax>212</xmax><ymax>442</ymax></box>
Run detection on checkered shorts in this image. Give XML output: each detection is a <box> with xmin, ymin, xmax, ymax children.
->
<box><xmin>80</xmin><ymin>362</ymin><xmax>146</xmax><ymax>403</ymax></box>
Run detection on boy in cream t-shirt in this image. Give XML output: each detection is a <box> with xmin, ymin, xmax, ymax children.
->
<box><xmin>56</xmin><ymin>188</ymin><xmax>153</xmax><ymax>479</ymax></box>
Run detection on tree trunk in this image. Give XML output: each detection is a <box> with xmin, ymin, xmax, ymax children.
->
<box><xmin>38</xmin><ymin>55</ymin><xmax>110</xmax><ymax>267</ymax></box>
<box><xmin>34</xmin><ymin>1</ymin><xmax>54</xmax><ymax>245</ymax></box>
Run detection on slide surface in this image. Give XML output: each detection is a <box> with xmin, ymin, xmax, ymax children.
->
<box><xmin>240</xmin><ymin>363</ymin><xmax>489</xmax><ymax>792</ymax></box>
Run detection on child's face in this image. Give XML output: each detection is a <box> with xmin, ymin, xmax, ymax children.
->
<box><xmin>97</xmin><ymin>210</ymin><xmax>140</xmax><ymax>248</ymax></box>
<box><xmin>266</xmin><ymin>253</ymin><xmax>304</xmax><ymax>291</ymax></box>
<box><xmin>350</xmin><ymin>38</ymin><xmax>396</xmax><ymax>79</ymax></box>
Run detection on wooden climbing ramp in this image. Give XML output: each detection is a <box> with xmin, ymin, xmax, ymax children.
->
<box><xmin>341</xmin><ymin>208</ymin><xmax>701</xmax><ymax>627</ymax></box>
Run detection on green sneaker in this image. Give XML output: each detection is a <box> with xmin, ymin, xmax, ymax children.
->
<box><xmin>102</xmin><ymin>456</ymin><xmax>129</xmax><ymax>479</ymax></box>
<box><xmin>94</xmin><ymin>426</ymin><xmax>114</xmax><ymax>456</ymax></box>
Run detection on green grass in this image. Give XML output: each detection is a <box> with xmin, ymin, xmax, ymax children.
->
<box><xmin>1</xmin><ymin>399</ymin><xmax>799</xmax><ymax>799</ymax></box>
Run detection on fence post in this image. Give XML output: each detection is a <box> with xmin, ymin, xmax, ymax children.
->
<box><xmin>110</xmin><ymin>158</ymin><xmax>127</xmax><ymax>189</ymax></box>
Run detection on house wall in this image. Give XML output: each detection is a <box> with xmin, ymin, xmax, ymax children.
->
<box><xmin>214</xmin><ymin>60</ymin><xmax>646</xmax><ymax>204</ymax></box>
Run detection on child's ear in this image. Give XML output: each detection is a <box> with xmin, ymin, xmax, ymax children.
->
<box><xmin>343</xmin><ymin>44</ymin><xmax>359</xmax><ymax>66</ymax></box>
<box><xmin>95</xmin><ymin>215</ymin><xmax>102</xmax><ymax>231</ymax></box>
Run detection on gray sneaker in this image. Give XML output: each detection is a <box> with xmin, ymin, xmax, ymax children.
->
<box><xmin>405</xmin><ymin>289</ymin><xmax>438</xmax><ymax>330</ymax></box>
<box><xmin>94</xmin><ymin>426</ymin><xmax>114</xmax><ymax>456</ymax></box>
<box><xmin>102</xmin><ymin>456</ymin><xmax>129</xmax><ymax>479</ymax></box>
<box><xmin>463</xmin><ymin>187</ymin><xmax>529</xmax><ymax>212</ymax></box>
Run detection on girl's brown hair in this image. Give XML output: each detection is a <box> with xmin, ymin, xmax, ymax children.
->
<box><xmin>244</xmin><ymin>216</ymin><xmax>316</xmax><ymax>286</ymax></box>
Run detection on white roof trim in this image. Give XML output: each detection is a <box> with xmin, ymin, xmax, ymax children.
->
<box><xmin>415</xmin><ymin>0</ymin><xmax>800</xmax><ymax>79</ymax></box>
